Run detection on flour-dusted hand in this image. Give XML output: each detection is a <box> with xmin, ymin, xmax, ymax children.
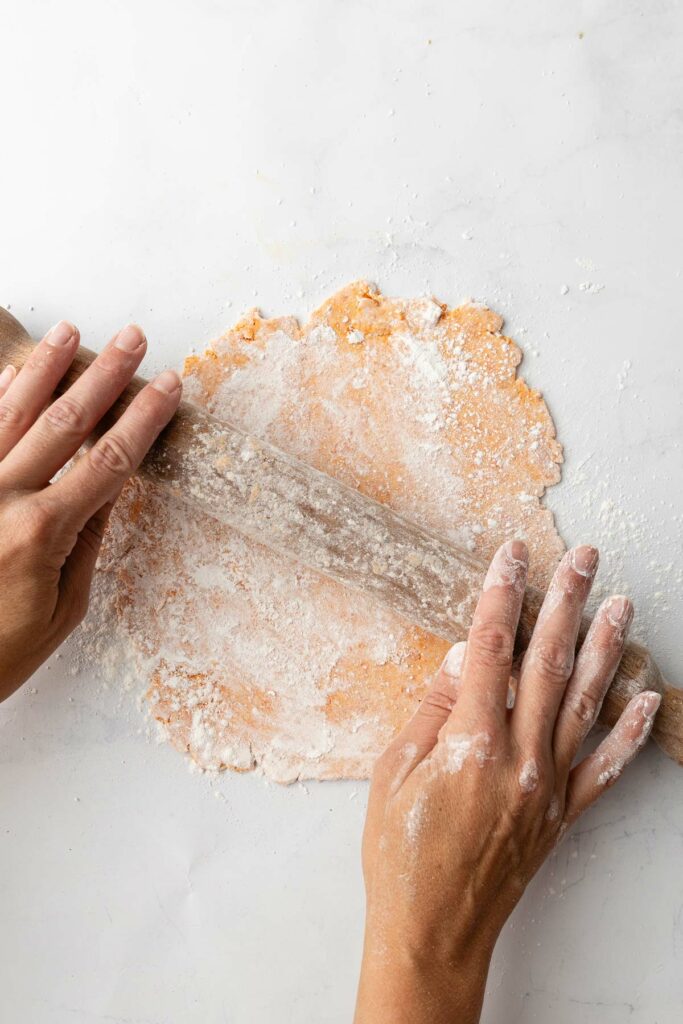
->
<box><xmin>0</xmin><ymin>320</ymin><xmax>182</xmax><ymax>700</ymax></box>
<box><xmin>355</xmin><ymin>541</ymin><xmax>660</xmax><ymax>1024</ymax></box>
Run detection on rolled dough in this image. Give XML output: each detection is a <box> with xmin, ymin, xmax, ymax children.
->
<box><xmin>85</xmin><ymin>281</ymin><xmax>564</xmax><ymax>783</ymax></box>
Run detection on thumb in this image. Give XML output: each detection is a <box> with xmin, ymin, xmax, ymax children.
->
<box><xmin>54</xmin><ymin>498</ymin><xmax>117</xmax><ymax>636</ymax></box>
<box><xmin>404</xmin><ymin>640</ymin><xmax>466</xmax><ymax>754</ymax></box>
<box><xmin>379</xmin><ymin>642</ymin><xmax>466</xmax><ymax>794</ymax></box>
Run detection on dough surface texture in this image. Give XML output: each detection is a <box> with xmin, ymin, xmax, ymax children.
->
<box><xmin>91</xmin><ymin>282</ymin><xmax>564</xmax><ymax>782</ymax></box>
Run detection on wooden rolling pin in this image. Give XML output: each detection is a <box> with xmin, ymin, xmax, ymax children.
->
<box><xmin>1</xmin><ymin>308</ymin><xmax>680</xmax><ymax>763</ymax></box>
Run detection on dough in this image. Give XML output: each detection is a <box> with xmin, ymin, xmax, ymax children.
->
<box><xmin>89</xmin><ymin>281</ymin><xmax>564</xmax><ymax>782</ymax></box>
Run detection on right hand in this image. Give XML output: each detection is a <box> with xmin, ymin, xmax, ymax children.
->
<box><xmin>356</xmin><ymin>541</ymin><xmax>660</xmax><ymax>1024</ymax></box>
<box><xmin>0</xmin><ymin>319</ymin><xmax>182</xmax><ymax>701</ymax></box>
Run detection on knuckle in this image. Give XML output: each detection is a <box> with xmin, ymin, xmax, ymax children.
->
<box><xmin>29</xmin><ymin>349</ymin><xmax>56</xmax><ymax>372</ymax></box>
<box><xmin>544</xmin><ymin>793</ymin><xmax>563</xmax><ymax>824</ymax></box>
<box><xmin>419</xmin><ymin>687</ymin><xmax>457</xmax><ymax>718</ymax></box>
<box><xmin>90</xmin><ymin>435</ymin><xmax>135</xmax><ymax>476</ymax></box>
<box><xmin>0</xmin><ymin>400</ymin><xmax>25</xmax><ymax>431</ymax></box>
<box><xmin>18</xmin><ymin>500</ymin><xmax>54</xmax><ymax>543</ymax></box>
<box><xmin>584</xmin><ymin>626</ymin><xmax>618</xmax><ymax>660</ymax></box>
<box><xmin>44</xmin><ymin>396</ymin><xmax>89</xmax><ymax>435</ymax></box>
<box><xmin>468</xmin><ymin>619</ymin><xmax>515</xmax><ymax>667</ymax></box>
<box><xmin>513</xmin><ymin>755</ymin><xmax>552</xmax><ymax>807</ymax></box>
<box><xmin>530</xmin><ymin>638</ymin><xmax>574</xmax><ymax>682</ymax></box>
<box><xmin>566</xmin><ymin>688</ymin><xmax>600</xmax><ymax>729</ymax></box>
<box><xmin>91</xmin><ymin>352</ymin><xmax>121</xmax><ymax>376</ymax></box>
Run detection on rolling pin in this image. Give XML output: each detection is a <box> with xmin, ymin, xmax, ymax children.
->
<box><xmin>1</xmin><ymin>308</ymin><xmax>680</xmax><ymax>764</ymax></box>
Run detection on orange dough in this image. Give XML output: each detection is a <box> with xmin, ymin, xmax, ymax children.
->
<box><xmin>91</xmin><ymin>282</ymin><xmax>564</xmax><ymax>782</ymax></box>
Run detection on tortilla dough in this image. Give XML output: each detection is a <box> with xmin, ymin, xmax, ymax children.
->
<box><xmin>91</xmin><ymin>281</ymin><xmax>564</xmax><ymax>782</ymax></box>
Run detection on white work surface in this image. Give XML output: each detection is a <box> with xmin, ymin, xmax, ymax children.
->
<box><xmin>1</xmin><ymin>2</ymin><xmax>682</xmax><ymax>1021</ymax></box>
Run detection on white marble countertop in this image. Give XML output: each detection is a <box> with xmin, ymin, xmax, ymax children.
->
<box><xmin>0</xmin><ymin>1</ymin><xmax>681</xmax><ymax>1021</ymax></box>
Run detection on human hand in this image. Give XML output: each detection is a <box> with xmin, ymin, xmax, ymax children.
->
<box><xmin>0</xmin><ymin>320</ymin><xmax>182</xmax><ymax>701</ymax></box>
<box><xmin>355</xmin><ymin>541</ymin><xmax>660</xmax><ymax>1024</ymax></box>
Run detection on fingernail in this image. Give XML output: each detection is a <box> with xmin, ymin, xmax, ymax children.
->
<box><xmin>571</xmin><ymin>545</ymin><xmax>599</xmax><ymax>577</ymax></box>
<box><xmin>0</xmin><ymin>364</ymin><xmax>16</xmax><ymax>389</ymax></box>
<box><xmin>505</xmin><ymin>539</ymin><xmax>528</xmax><ymax>563</ymax></box>
<box><xmin>605</xmin><ymin>595</ymin><xmax>633</xmax><ymax>628</ymax></box>
<box><xmin>151</xmin><ymin>369</ymin><xmax>182</xmax><ymax>394</ymax></box>
<box><xmin>114</xmin><ymin>323</ymin><xmax>146</xmax><ymax>352</ymax></box>
<box><xmin>47</xmin><ymin>320</ymin><xmax>77</xmax><ymax>347</ymax></box>
<box><xmin>637</xmin><ymin>690</ymin><xmax>662</xmax><ymax>721</ymax></box>
<box><xmin>483</xmin><ymin>539</ymin><xmax>528</xmax><ymax>591</ymax></box>
<box><xmin>442</xmin><ymin>641</ymin><xmax>466</xmax><ymax>677</ymax></box>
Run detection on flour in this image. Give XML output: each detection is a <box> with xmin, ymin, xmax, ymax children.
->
<box><xmin>545</xmin><ymin>795</ymin><xmax>561</xmax><ymax>821</ymax></box>
<box><xmin>595</xmin><ymin>691</ymin><xmax>661</xmax><ymax>786</ymax></box>
<box><xmin>518</xmin><ymin>758</ymin><xmax>540</xmax><ymax>793</ymax></box>
<box><xmin>596</xmin><ymin>760</ymin><xmax>622</xmax><ymax>788</ymax></box>
<box><xmin>562</xmin><ymin>459</ymin><xmax>683</xmax><ymax>645</ymax></box>
<box><xmin>616</xmin><ymin>359</ymin><xmax>633</xmax><ymax>392</ymax></box>
<box><xmin>405</xmin><ymin>297</ymin><xmax>443</xmax><ymax>331</ymax></box>
<box><xmin>443</xmin><ymin>734</ymin><xmax>476</xmax><ymax>773</ymax></box>
<box><xmin>442</xmin><ymin>732</ymin><xmax>492</xmax><ymax>773</ymax></box>
<box><xmin>482</xmin><ymin>540</ymin><xmax>528</xmax><ymax>593</ymax></box>
<box><xmin>400</xmin><ymin>742</ymin><xmax>418</xmax><ymax>765</ymax></box>
<box><xmin>404</xmin><ymin>792</ymin><xmax>427</xmax><ymax>845</ymax></box>
<box><xmin>388</xmin><ymin>741</ymin><xmax>420</xmax><ymax>796</ymax></box>
<box><xmin>397</xmin><ymin>329</ymin><xmax>449</xmax><ymax>386</ymax></box>
<box><xmin>73</xmin><ymin>281</ymin><xmax>565</xmax><ymax>782</ymax></box>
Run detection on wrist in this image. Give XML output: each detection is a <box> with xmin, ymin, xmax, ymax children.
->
<box><xmin>355</xmin><ymin>927</ymin><xmax>494</xmax><ymax>1024</ymax></box>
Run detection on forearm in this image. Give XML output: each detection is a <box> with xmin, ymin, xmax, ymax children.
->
<box><xmin>355</xmin><ymin>935</ymin><xmax>493</xmax><ymax>1024</ymax></box>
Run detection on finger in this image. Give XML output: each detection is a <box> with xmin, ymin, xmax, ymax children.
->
<box><xmin>53</xmin><ymin>499</ymin><xmax>117</xmax><ymax>637</ymax></box>
<box><xmin>449</xmin><ymin>540</ymin><xmax>528</xmax><ymax>727</ymax></box>
<box><xmin>0</xmin><ymin>365</ymin><xmax>16</xmax><ymax>399</ymax></box>
<box><xmin>553</xmin><ymin>595</ymin><xmax>633</xmax><ymax>774</ymax></box>
<box><xmin>512</xmin><ymin>545</ymin><xmax>598</xmax><ymax>752</ymax></box>
<box><xmin>403</xmin><ymin>642</ymin><xmax>466</xmax><ymax>755</ymax></box>
<box><xmin>374</xmin><ymin>642</ymin><xmax>465</xmax><ymax>796</ymax></box>
<box><xmin>0</xmin><ymin>321</ymin><xmax>79</xmax><ymax>460</ymax></box>
<box><xmin>47</xmin><ymin>370</ymin><xmax>182</xmax><ymax>529</ymax></box>
<box><xmin>0</xmin><ymin>325</ymin><xmax>147</xmax><ymax>489</ymax></box>
<box><xmin>564</xmin><ymin>690</ymin><xmax>661</xmax><ymax>825</ymax></box>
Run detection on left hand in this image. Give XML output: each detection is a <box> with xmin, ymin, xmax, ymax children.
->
<box><xmin>0</xmin><ymin>319</ymin><xmax>182</xmax><ymax>701</ymax></box>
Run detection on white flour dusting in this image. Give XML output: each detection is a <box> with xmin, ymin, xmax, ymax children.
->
<box><xmin>545</xmin><ymin>795</ymin><xmax>561</xmax><ymax>821</ymax></box>
<box><xmin>558</xmin><ymin>456</ymin><xmax>683</xmax><ymax>648</ymax></box>
<box><xmin>442</xmin><ymin>732</ymin><xmax>492</xmax><ymax>773</ymax></box>
<box><xmin>595</xmin><ymin>691</ymin><xmax>661</xmax><ymax>786</ymax></box>
<box><xmin>482</xmin><ymin>541</ymin><xmax>528</xmax><ymax>593</ymax></box>
<box><xmin>71</xmin><ymin>282</ymin><xmax>565</xmax><ymax>782</ymax></box>
<box><xmin>518</xmin><ymin>758</ymin><xmax>540</xmax><ymax>793</ymax></box>
<box><xmin>404</xmin><ymin>792</ymin><xmax>427</xmax><ymax>846</ymax></box>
